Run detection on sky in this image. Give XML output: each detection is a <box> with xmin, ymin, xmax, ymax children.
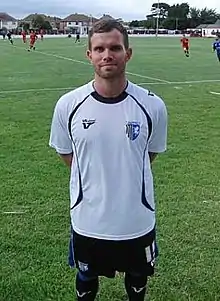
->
<box><xmin>2</xmin><ymin>0</ymin><xmax>220</xmax><ymax>21</ymax></box>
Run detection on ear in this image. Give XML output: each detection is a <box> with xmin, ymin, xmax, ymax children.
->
<box><xmin>125</xmin><ymin>48</ymin><xmax>132</xmax><ymax>62</ymax></box>
<box><xmin>86</xmin><ymin>49</ymin><xmax>92</xmax><ymax>61</ymax></box>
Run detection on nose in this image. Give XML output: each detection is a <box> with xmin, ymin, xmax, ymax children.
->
<box><xmin>102</xmin><ymin>49</ymin><xmax>113</xmax><ymax>62</ymax></box>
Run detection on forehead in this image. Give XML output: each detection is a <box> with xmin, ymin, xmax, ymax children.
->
<box><xmin>90</xmin><ymin>29</ymin><xmax>124</xmax><ymax>47</ymax></box>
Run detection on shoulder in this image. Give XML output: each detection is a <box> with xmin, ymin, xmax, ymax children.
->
<box><xmin>54</xmin><ymin>81</ymin><xmax>94</xmax><ymax>113</ymax></box>
<box><xmin>126</xmin><ymin>81</ymin><xmax>166</xmax><ymax>115</ymax></box>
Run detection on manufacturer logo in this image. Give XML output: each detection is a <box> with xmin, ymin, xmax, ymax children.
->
<box><xmin>82</xmin><ymin>119</ymin><xmax>96</xmax><ymax>129</ymax></box>
<box><xmin>78</xmin><ymin>261</ymin><xmax>89</xmax><ymax>272</ymax></box>
<box><xmin>132</xmin><ymin>286</ymin><xmax>146</xmax><ymax>293</ymax></box>
<box><xmin>76</xmin><ymin>291</ymin><xmax>91</xmax><ymax>297</ymax></box>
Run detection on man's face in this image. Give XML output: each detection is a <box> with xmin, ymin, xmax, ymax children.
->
<box><xmin>87</xmin><ymin>29</ymin><xmax>132</xmax><ymax>79</ymax></box>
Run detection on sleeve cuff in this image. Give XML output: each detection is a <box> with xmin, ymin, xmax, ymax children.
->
<box><xmin>49</xmin><ymin>143</ymin><xmax>72</xmax><ymax>154</ymax></box>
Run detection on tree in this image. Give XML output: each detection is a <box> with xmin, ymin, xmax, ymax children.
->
<box><xmin>188</xmin><ymin>7</ymin><xmax>201</xmax><ymax>28</ymax></box>
<box><xmin>146</xmin><ymin>2</ymin><xmax>170</xmax><ymax>20</ymax></box>
<box><xmin>31</xmin><ymin>15</ymin><xmax>52</xmax><ymax>31</ymax></box>
<box><xmin>32</xmin><ymin>15</ymin><xmax>45</xmax><ymax>29</ymax></box>
<box><xmin>129</xmin><ymin>20</ymin><xmax>140</xmax><ymax>27</ymax></box>
<box><xmin>151</xmin><ymin>2</ymin><xmax>170</xmax><ymax>19</ymax></box>
<box><xmin>43</xmin><ymin>21</ymin><xmax>52</xmax><ymax>31</ymax></box>
<box><xmin>146</xmin><ymin>2</ymin><xmax>190</xmax><ymax>30</ymax></box>
<box><xmin>187</xmin><ymin>7</ymin><xmax>219</xmax><ymax>28</ymax></box>
<box><xmin>143</xmin><ymin>3</ymin><xmax>220</xmax><ymax>31</ymax></box>
<box><xmin>168</xmin><ymin>3</ymin><xmax>189</xmax><ymax>19</ymax></box>
<box><xmin>139</xmin><ymin>19</ymin><xmax>156</xmax><ymax>29</ymax></box>
<box><xmin>144</xmin><ymin>19</ymin><xmax>156</xmax><ymax>29</ymax></box>
<box><xmin>165</xmin><ymin>3</ymin><xmax>190</xmax><ymax>29</ymax></box>
<box><xmin>200</xmin><ymin>8</ymin><xmax>218</xmax><ymax>24</ymax></box>
<box><xmin>20</xmin><ymin>22</ymin><xmax>30</xmax><ymax>31</ymax></box>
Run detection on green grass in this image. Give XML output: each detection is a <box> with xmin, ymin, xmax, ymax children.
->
<box><xmin>0</xmin><ymin>36</ymin><xmax>220</xmax><ymax>301</ymax></box>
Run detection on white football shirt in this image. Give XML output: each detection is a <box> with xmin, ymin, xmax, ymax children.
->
<box><xmin>49</xmin><ymin>80</ymin><xmax>167</xmax><ymax>240</ymax></box>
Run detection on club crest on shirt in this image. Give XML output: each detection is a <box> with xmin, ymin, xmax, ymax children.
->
<box><xmin>126</xmin><ymin>122</ymin><xmax>140</xmax><ymax>140</ymax></box>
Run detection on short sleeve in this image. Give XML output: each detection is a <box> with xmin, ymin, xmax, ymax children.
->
<box><xmin>148</xmin><ymin>100</ymin><xmax>167</xmax><ymax>153</ymax></box>
<box><xmin>49</xmin><ymin>97</ymin><xmax>73</xmax><ymax>154</ymax></box>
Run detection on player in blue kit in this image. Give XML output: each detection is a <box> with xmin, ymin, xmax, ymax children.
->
<box><xmin>213</xmin><ymin>37</ymin><xmax>220</xmax><ymax>62</ymax></box>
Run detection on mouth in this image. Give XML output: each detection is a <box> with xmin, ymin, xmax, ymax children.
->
<box><xmin>101</xmin><ymin>64</ymin><xmax>117</xmax><ymax>67</ymax></box>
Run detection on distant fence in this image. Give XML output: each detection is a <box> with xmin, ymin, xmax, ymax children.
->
<box><xmin>2</xmin><ymin>33</ymin><xmax>217</xmax><ymax>39</ymax></box>
<box><xmin>6</xmin><ymin>33</ymin><xmax>187</xmax><ymax>39</ymax></box>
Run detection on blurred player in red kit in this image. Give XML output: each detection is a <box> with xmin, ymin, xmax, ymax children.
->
<box><xmin>22</xmin><ymin>30</ymin><xmax>27</xmax><ymax>43</ymax></box>
<box><xmin>40</xmin><ymin>29</ymin><xmax>44</xmax><ymax>41</ymax></box>
<box><xmin>28</xmin><ymin>30</ymin><xmax>38</xmax><ymax>51</ymax></box>
<box><xmin>180</xmin><ymin>34</ymin><xmax>190</xmax><ymax>57</ymax></box>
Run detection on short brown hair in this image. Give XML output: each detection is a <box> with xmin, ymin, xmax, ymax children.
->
<box><xmin>88</xmin><ymin>19</ymin><xmax>129</xmax><ymax>50</ymax></box>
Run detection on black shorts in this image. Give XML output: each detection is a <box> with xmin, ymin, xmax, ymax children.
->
<box><xmin>71</xmin><ymin>228</ymin><xmax>157</xmax><ymax>278</ymax></box>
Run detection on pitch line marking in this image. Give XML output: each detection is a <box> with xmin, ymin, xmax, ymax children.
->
<box><xmin>11</xmin><ymin>45</ymin><xmax>170</xmax><ymax>83</ymax></box>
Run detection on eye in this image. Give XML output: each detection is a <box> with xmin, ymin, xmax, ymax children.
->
<box><xmin>111</xmin><ymin>45</ymin><xmax>123</xmax><ymax>51</ymax></box>
<box><xmin>93</xmin><ymin>46</ymin><xmax>104</xmax><ymax>52</ymax></box>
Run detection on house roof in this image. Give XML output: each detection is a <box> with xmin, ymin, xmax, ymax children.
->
<box><xmin>196</xmin><ymin>24</ymin><xmax>209</xmax><ymax>29</ymax></box>
<box><xmin>98</xmin><ymin>14</ymin><xmax>124</xmax><ymax>23</ymax></box>
<box><xmin>62</xmin><ymin>13</ymin><xmax>95</xmax><ymax>22</ymax></box>
<box><xmin>206</xmin><ymin>23</ymin><xmax>220</xmax><ymax>29</ymax></box>
<box><xmin>99</xmin><ymin>14</ymin><xmax>115</xmax><ymax>20</ymax></box>
<box><xmin>0</xmin><ymin>12</ymin><xmax>17</xmax><ymax>22</ymax></box>
<box><xmin>196</xmin><ymin>19</ymin><xmax>220</xmax><ymax>29</ymax></box>
<box><xmin>213</xmin><ymin>19</ymin><xmax>220</xmax><ymax>26</ymax></box>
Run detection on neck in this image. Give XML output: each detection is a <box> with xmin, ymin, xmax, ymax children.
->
<box><xmin>93</xmin><ymin>74</ymin><xmax>127</xmax><ymax>98</ymax></box>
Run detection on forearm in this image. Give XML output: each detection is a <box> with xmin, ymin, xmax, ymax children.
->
<box><xmin>148</xmin><ymin>152</ymin><xmax>158</xmax><ymax>164</ymax></box>
<box><xmin>59</xmin><ymin>153</ymin><xmax>73</xmax><ymax>168</ymax></box>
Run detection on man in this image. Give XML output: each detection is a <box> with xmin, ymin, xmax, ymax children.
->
<box><xmin>40</xmin><ymin>29</ymin><xmax>44</xmax><ymax>41</ymax></box>
<box><xmin>49</xmin><ymin>19</ymin><xmax>167</xmax><ymax>301</ymax></box>
<box><xmin>28</xmin><ymin>30</ymin><xmax>37</xmax><ymax>51</ymax></box>
<box><xmin>212</xmin><ymin>37</ymin><xmax>220</xmax><ymax>62</ymax></box>
<box><xmin>180</xmin><ymin>34</ymin><xmax>189</xmax><ymax>57</ymax></box>
<box><xmin>7</xmin><ymin>31</ymin><xmax>14</xmax><ymax>45</ymax></box>
<box><xmin>21</xmin><ymin>30</ymin><xmax>27</xmax><ymax>43</ymax></box>
<box><xmin>75</xmin><ymin>32</ymin><xmax>80</xmax><ymax>43</ymax></box>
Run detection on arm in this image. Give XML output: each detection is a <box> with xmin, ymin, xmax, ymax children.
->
<box><xmin>148</xmin><ymin>152</ymin><xmax>158</xmax><ymax>164</ymax></box>
<box><xmin>148</xmin><ymin>98</ymin><xmax>168</xmax><ymax>161</ymax></box>
<box><xmin>59</xmin><ymin>153</ymin><xmax>73</xmax><ymax>168</ymax></box>
<box><xmin>49</xmin><ymin>96</ymin><xmax>73</xmax><ymax>164</ymax></box>
<box><xmin>213</xmin><ymin>43</ymin><xmax>216</xmax><ymax>52</ymax></box>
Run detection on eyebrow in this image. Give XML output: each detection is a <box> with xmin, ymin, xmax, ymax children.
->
<box><xmin>93</xmin><ymin>44</ymin><xmax>123</xmax><ymax>49</ymax></box>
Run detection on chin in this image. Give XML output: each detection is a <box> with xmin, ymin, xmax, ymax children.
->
<box><xmin>104</xmin><ymin>71</ymin><xmax>121</xmax><ymax>78</ymax></box>
<box><xmin>100</xmin><ymin>74</ymin><xmax>116</xmax><ymax>79</ymax></box>
<box><xmin>96</xmin><ymin>68</ymin><xmax>124</xmax><ymax>79</ymax></box>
